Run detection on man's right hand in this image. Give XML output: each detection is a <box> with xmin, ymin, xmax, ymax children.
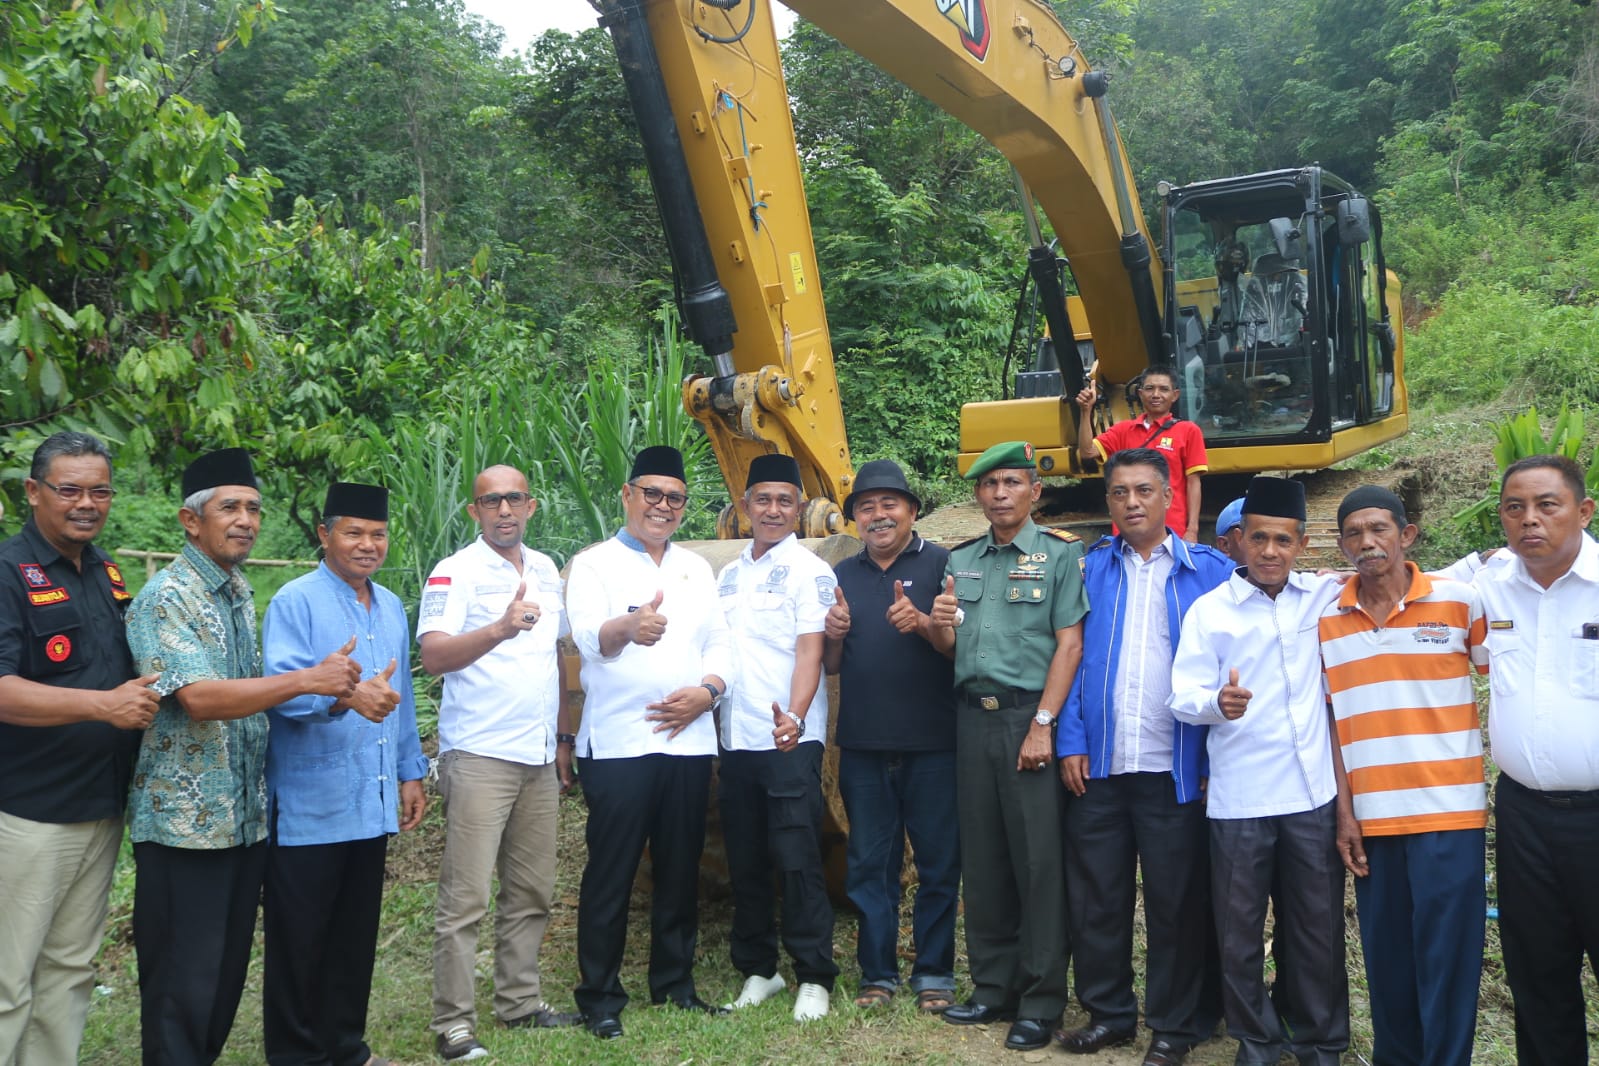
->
<box><xmin>824</xmin><ymin>585</ymin><xmax>851</xmax><ymax>641</ymax></box>
<box><xmin>1337</xmin><ymin>803</ymin><xmax>1369</xmax><ymax>877</ymax></box>
<box><xmin>632</xmin><ymin>590</ymin><xmax>667</xmax><ymax>646</ymax></box>
<box><xmin>929</xmin><ymin>576</ymin><xmax>959</xmax><ymax>629</ymax></box>
<box><xmin>1059</xmin><ymin>754</ymin><xmax>1089</xmax><ymax>796</ymax></box>
<box><xmin>99</xmin><ymin>673</ymin><xmax>161</xmax><ymax>730</ymax></box>
<box><xmin>494</xmin><ymin>581</ymin><xmax>540</xmax><ymax>640</ymax></box>
<box><xmin>306</xmin><ymin>636</ymin><xmax>361</xmax><ymax>698</ymax></box>
<box><xmin>347</xmin><ymin>658</ymin><xmax>401</xmax><ymax>723</ymax></box>
<box><xmin>1074</xmin><ymin>381</ymin><xmax>1098</xmax><ymax>411</ymax></box>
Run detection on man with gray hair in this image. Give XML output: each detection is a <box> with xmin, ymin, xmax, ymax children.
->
<box><xmin>126</xmin><ymin>448</ymin><xmax>360</xmax><ymax>1066</ymax></box>
<box><xmin>0</xmin><ymin>431</ymin><xmax>157</xmax><ymax>1065</ymax></box>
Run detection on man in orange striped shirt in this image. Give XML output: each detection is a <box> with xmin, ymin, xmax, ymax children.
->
<box><xmin>1320</xmin><ymin>486</ymin><xmax>1489</xmax><ymax>1066</ymax></box>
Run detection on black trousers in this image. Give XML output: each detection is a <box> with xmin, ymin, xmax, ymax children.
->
<box><xmin>719</xmin><ymin>744</ymin><xmax>839</xmax><ymax>990</ymax></box>
<box><xmin>1064</xmin><ymin>771</ymin><xmax>1219</xmax><ymax>1044</ymax></box>
<box><xmin>574</xmin><ymin>754</ymin><xmax>711</xmax><ymax>1017</ymax></box>
<box><xmin>1495</xmin><ymin>774</ymin><xmax>1599</xmax><ymax>1066</ymax></box>
<box><xmin>955</xmin><ymin>700</ymin><xmax>1069</xmax><ymax>1019</ymax></box>
<box><xmin>133</xmin><ymin>841</ymin><xmax>268</xmax><ymax>1066</ymax></box>
<box><xmin>262</xmin><ymin>835</ymin><xmax>388</xmax><ymax>1066</ymax></box>
<box><xmin>1209</xmin><ymin>801</ymin><xmax>1348</xmax><ymax>1066</ymax></box>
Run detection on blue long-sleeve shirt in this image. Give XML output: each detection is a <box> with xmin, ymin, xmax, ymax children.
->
<box><xmin>1058</xmin><ymin>533</ymin><xmax>1233</xmax><ymax>803</ymax></box>
<box><xmin>263</xmin><ymin>563</ymin><xmax>428</xmax><ymax>845</ymax></box>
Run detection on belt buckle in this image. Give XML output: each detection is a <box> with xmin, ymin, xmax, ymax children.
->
<box><xmin>979</xmin><ymin>695</ymin><xmax>1000</xmax><ymax>711</ymax></box>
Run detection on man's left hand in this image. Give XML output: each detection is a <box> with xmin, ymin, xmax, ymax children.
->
<box><xmin>399</xmin><ymin>779</ymin><xmax>426</xmax><ymax>831</ymax></box>
<box><xmin>771</xmin><ymin>701</ymin><xmax>801</xmax><ymax>753</ymax></box>
<box><xmin>646</xmin><ymin>685</ymin><xmax>713</xmax><ymax>739</ymax></box>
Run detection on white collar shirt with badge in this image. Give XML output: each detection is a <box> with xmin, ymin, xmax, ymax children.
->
<box><xmin>1170</xmin><ymin>569</ymin><xmax>1342</xmax><ymax>819</ymax></box>
<box><xmin>716</xmin><ymin>534</ymin><xmax>834</xmax><ymax>751</ymax></box>
<box><xmin>565</xmin><ymin>533</ymin><xmax>733</xmax><ymax>759</ymax></box>
<box><xmin>1475</xmin><ymin>532</ymin><xmax>1599</xmax><ymax>791</ymax></box>
<box><xmin>416</xmin><ymin>537</ymin><xmax>568</xmax><ymax>765</ymax></box>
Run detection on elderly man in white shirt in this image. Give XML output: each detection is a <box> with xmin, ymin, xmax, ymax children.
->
<box><xmin>714</xmin><ymin>454</ymin><xmax>839</xmax><ymax>1023</ymax></box>
<box><xmin>565</xmin><ymin>445</ymin><xmax>733</xmax><ymax>1041</ymax></box>
<box><xmin>417</xmin><ymin>464</ymin><xmax>580</xmax><ymax>1063</ymax></box>
<box><xmin>1169</xmin><ymin>476</ymin><xmax>1347</xmax><ymax>1066</ymax></box>
<box><xmin>1475</xmin><ymin>454</ymin><xmax>1599</xmax><ymax>1066</ymax></box>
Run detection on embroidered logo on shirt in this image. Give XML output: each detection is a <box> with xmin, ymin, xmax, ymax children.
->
<box><xmin>20</xmin><ymin>563</ymin><xmax>49</xmax><ymax>588</ymax></box>
<box><xmin>45</xmin><ymin>634</ymin><xmax>72</xmax><ymax>662</ymax></box>
<box><xmin>28</xmin><ymin>587</ymin><xmax>69</xmax><ymax>606</ymax></box>
<box><xmin>815</xmin><ymin>576</ymin><xmax>836</xmax><ymax>605</ymax></box>
<box><xmin>1158</xmin><ymin>436</ymin><xmax>1174</xmax><ymax>449</ymax></box>
<box><xmin>104</xmin><ymin>560</ymin><xmax>131</xmax><ymax>601</ymax></box>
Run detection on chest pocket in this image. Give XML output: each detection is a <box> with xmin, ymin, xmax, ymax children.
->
<box><xmin>1573</xmin><ymin>628</ymin><xmax>1599</xmax><ymax>692</ymax></box>
<box><xmin>1001</xmin><ymin>578</ymin><xmax>1051</xmax><ymax>634</ymax></box>
<box><xmin>746</xmin><ymin>588</ymin><xmax>794</xmax><ymax>644</ymax></box>
<box><xmin>24</xmin><ymin>600</ymin><xmax>85</xmax><ymax>678</ymax></box>
<box><xmin>953</xmin><ymin>576</ymin><xmax>984</xmax><ymax>604</ymax></box>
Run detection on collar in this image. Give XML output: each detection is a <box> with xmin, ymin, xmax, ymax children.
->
<box><xmin>856</xmin><ymin>532</ymin><xmax>925</xmax><ymax>569</ymax></box>
<box><xmin>1337</xmin><ymin>560</ymin><xmax>1428</xmax><ymax>611</ymax></box>
<box><xmin>1115</xmin><ymin>531</ymin><xmax>1180</xmax><ymax>566</ymax></box>
<box><xmin>615</xmin><ymin>527</ymin><xmax>673</xmax><ymax>558</ymax></box>
<box><xmin>316</xmin><ymin>560</ymin><xmax>373</xmax><ymax>602</ymax></box>
<box><xmin>742</xmin><ymin>532</ymin><xmax>799</xmax><ymax>565</ymax></box>
<box><xmin>982</xmin><ymin>518</ymin><xmax>1041</xmax><ymax>555</ymax></box>
<box><xmin>1137</xmin><ymin>413</ymin><xmax>1176</xmax><ymax>429</ymax></box>
<box><xmin>18</xmin><ymin>516</ymin><xmax>64</xmax><ymax>567</ymax></box>
<box><xmin>181</xmin><ymin>541</ymin><xmax>244</xmax><ymax>597</ymax></box>
<box><xmin>469</xmin><ymin>535</ymin><xmax>527</xmax><ymax>570</ymax></box>
<box><xmin>1509</xmin><ymin>531</ymin><xmax>1599</xmax><ymax>589</ymax></box>
<box><xmin>1225</xmin><ymin>566</ymin><xmax>1316</xmax><ymax>604</ymax></box>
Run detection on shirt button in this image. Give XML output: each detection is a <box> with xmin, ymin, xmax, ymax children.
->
<box><xmin>379</xmin><ymin>775</ymin><xmax>387</xmax><ymax>782</ymax></box>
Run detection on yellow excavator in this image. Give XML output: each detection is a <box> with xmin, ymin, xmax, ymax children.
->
<box><xmin>594</xmin><ymin>0</ymin><xmax>1409</xmax><ymax>537</ymax></box>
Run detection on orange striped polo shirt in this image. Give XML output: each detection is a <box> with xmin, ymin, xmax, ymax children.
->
<box><xmin>1319</xmin><ymin>565</ymin><xmax>1489</xmax><ymax>836</ymax></box>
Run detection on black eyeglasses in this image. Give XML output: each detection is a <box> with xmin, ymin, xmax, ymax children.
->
<box><xmin>630</xmin><ymin>483</ymin><xmax>689</xmax><ymax>511</ymax></box>
<box><xmin>474</xmin><ymin>492</ymin><xmax>532</xmax><ymax>510</ymax></box>
<box><xmin>38</xmin><ymin>478</ymin><xmax>115</xmax><ymax>503</ymax></box>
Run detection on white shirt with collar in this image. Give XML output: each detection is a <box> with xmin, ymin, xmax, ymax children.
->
<box><xmin>565</xmin><ymin>531</ymin><xmax>733</xmax><ymax>759</ymax></box>
<box><xmin>1170</xmin><ymin>569</ymin><xmax>1342</xmax><ymax>818</ymax></box>
<box><xmin>416</xmin><ymin>537</ymin><xmax>567</xmax><ymax>765</ymax></box>
<box><xmin>1111</xmin><ymin>535</ymin><xmax>1176</xmax><ymax>774</ymax></box>
<box><xmin>1475</xmin><ymin>532</ymin><xmax>1599</xmax><ymax>791</ymax></box>
<box><xmin>716</xmin><ymin>533</ymin><xmax>834</xmax><ymax>751</ymax></box>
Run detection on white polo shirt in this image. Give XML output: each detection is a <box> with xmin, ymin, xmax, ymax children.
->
<box><xmin>1170</xmin><ymin>570</ymin><xmax>1342</xmax><ymax>819</ymax></box>
<box><xmin>716</xmin><ymin>534</ymin><xmax>834</xmax><ymax>752</ymax></box>
<box><xmin>566</xmin><ymin>532</ymin><xmax>732</xmax><ymax>759</ymax></box>
<box><xmin>1476</xmin><ymin>532</ymin><xmax>1599</xmax><ymax>791</ymax></box>
<box><xmin>417</xmin><ymin>537</ymin><xmax>566</xmax><ymax>765</ymax></box>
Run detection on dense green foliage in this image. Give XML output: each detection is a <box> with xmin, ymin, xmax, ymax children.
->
<box><xmin>4</xmin><ymin>0</ymin><xmax>1599</xmax><ymax>589</ymax></box>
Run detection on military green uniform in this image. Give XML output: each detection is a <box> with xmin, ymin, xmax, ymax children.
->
<box><xmin>946</xmin><ymin>517</ymin><xmax>1087</xmax><ymax>1019</ymax></box>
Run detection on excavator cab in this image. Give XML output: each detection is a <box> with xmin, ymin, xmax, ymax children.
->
<box><xmin>1160</xmin><ymin>167</ymin><xmax>1406</xmax><ymax>472</ymax></box>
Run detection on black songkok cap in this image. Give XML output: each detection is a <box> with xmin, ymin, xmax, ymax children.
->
<box><xmin>323</xmin><ymin>482</ymin><xmax>388</xmax><ymax>522</ymax></box>
<box><xmin>1337</xmin><ymin>485</ymin><xmax>1406</xmax><ymax>531</ymax></box>
<box><xmin>746</xmin><ymin>454</ymin><xmax>802</xmax><ymax>491</ymax></box>
<box><xmin>630</xmin><ymin>445</ymin><xmax>686</xmax><ymax>483</ymax></box>
<box><xmin>1241</xmin><ymin>475</ymin><xmax>1306</xmax><ymax>522</ymax></box>
<box><xmin>181</xmin><ymin>448</ymin><xmax>257</xmax><ymax>499</ymax></box>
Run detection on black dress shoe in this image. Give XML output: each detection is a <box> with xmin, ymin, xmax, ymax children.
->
<box><xmin>1142</xmin><ymin>1037</ymin><xmax>1193</xmax><ymax>1066</ymax></box>
<box><xmin>585</xmin><ymin>1013</ymin><xmax>624</xmax><ymax>1039</ymax></box>
<box><xmin>1004</xmin><ymin>1018</ymin><xmax>1054</xmax><ymax>1051</ymax></box>
<box><xmin>942</xmin><ymin>1000</ymin><xmax>1016</xmax><ymax>1026</ymax></box>
<box><xmin>657</xmin><ymin>994</ymin><xmax>731</xmax><ymax>1016</ymax></box>
<box><xmin>1055</xmin><ymin>1021</ymin><xmax>1137</xmax><ymax>1054</ymax></box>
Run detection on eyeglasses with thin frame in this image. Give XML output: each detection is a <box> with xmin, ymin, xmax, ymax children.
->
<box><xmin>474</xmin><ymin>492</ymin><xmax>533</xmax><ymax>510</ymax></box>
<box><xmin>37</xmin><ymin>478</ymin><xmax>115</xmax><ymax>504</ymax></box>
<box><xmin>630</xmin><ymin>482</ymin><xmax>689</xmax><ymax>511</ymax></box>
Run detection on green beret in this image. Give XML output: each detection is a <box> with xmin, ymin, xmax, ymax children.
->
<box><xmin>965</xmin><ymin>440</ymin><xmax>1036</xmax><ymax>481</ymax></box>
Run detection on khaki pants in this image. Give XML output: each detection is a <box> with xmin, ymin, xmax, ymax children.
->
<box><xmin>431</xmin><ymin>751</ymin><xmax>558</xmax><ymax>1034</ymax></box>
<box><xmin>0</xmin><ymin>811</ymin><xmax>121</xmax><ymax>1066</ymax></box>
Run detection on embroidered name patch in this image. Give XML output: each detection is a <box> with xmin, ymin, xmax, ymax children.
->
<box><xmin>28</xmin><ymin>588</ymin><xmax>69</xmax><ymax>606</ymax></box>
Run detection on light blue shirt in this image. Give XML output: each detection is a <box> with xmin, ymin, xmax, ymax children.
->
<box><xmin>263</xmin><ymin>563</ymin><xmax>428</xmax><ymax>846</ymax></box>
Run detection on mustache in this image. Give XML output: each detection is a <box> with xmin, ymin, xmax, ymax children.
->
<box><xmin>866</xmin><ymin>519</ymin><xmax>897</xmax><ymax>533</ymax></box>
<box><xmin>1357</xmin><ymin>550</ymin><xmax>1389</xmax><ymax>561</ymax></box>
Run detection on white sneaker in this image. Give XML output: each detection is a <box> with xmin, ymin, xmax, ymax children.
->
<box><xmin>726</xmin><ymin>972</ymin><xmax>786</xmax><ymax>1009</ymax></box>
<box><xmin>792</xmin><ymin>982</ymin><xmax>830</xmax><ymax>1022</ymax></box>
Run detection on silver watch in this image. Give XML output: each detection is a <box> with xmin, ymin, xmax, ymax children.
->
<box><xmin>780</xmin><ymin>707</ymin><xmax>806</xmax><ymax>737</ymax></box>
<box><xmin>1033</xmin><ymin>709</ymin><xmax>1057</xmax><ymax>727</ymax></box>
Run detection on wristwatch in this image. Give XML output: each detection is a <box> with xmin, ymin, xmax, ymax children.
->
<box><xmin>779</xmin><ymin>707</ymin><xmax>806</xmax><ymax>738</ymax></box>
<box><xmin>556</xmin><ymin>733</ymin><xmax>577</xmax><ymax>746</ymax></box>
<box><xmin>701</xmin><ymin>682</ymin><xmax>724</xmax><ymax>709</ymax></box>
<box><xmin>1033</xmin><ymin>709</ymin><xmax>1057</xmax><ymax>727</ymax></box>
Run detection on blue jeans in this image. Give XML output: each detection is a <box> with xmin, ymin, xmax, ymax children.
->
<box><xmin>838</xmin><ymin>748</ymin><xmax>959</xmax><ymax>992</ymax></box>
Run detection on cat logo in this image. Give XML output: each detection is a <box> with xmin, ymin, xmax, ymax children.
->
<box><xmin>935</xmin><ymin>0</ymin><xmax>990</xmax><ymax>61</ymax></box>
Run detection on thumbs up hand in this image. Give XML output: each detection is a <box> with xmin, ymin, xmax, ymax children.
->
<box><xmin>885</xmin><ymin>578</ymin><xmax>924</xmax><ymax>635</ymax></box>
<box><xmin>771</xmin><ymin>701</ymin><xmax>801</xmax><ymax>752</ymax></box>
<box><xmin>824</xmin><ymin>584</ymin><xmax>851</xmax><ymax>641</ymax></box>
<box><xmin>349</xmin><ymin>658</ymin><xmax>403</xmax><ymax>723</ymax></box>
<box><xmin>930</xmin><ymin>575</ymin><xmax>961</xmax><ymax>630</ymax></box>
<box><xmin>307</xmin><ymin>636</ymin><xmax>362</xmax><ymax>698</ymax></box>
<box><xmin>498</xmin><ymin>580</ymin><xmax>540</xmax><ymax>639</ymax></box>
<box><xmin>632</xmin><ymin>589</ymin><xmax>668</xmax><ymax>646</ymax></box>
<box><xmin>1219</xmin><ymin>667</ymin><xmax>1252</xmax><ymax>721</ymax></box>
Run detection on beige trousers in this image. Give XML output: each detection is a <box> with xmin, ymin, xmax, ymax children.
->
<box><xmin>430</xmin><ymin>751</ymin><xmax>559</xmax><ymax>1034</ymax></box>
<box><xmin>0</xmin><ymin>811</ymin><xmax>121</xmax><ymax>1066</ymax></box>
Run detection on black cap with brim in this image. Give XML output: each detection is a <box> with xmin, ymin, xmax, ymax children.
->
<box><xmin>323</xmin><ymin>482</ymin><xmax>388</xmax><ymax>522</ymax></box>
<box><xmin>181</xmin><ymin>448</ymin><xmax>257</xmax><ymax>499</ymax></box>
<box><xmin>1241</xmin><ymin>476</ymin><xmax>1306</xmax><ymax>522</ymax></box>
<box><xmin>843</xmin><ymin>459</ymin><xmax>921</xmax><ymax>521</ymax></box>
<box><xmin>630</xmin><ymin>445</ymin><xmax>686</xmax><ymax>483</ymax></box>
<box><xmin>747</xmin><ymin>454</ymin><xmax>802</xmax><ymax>491</ymax></box>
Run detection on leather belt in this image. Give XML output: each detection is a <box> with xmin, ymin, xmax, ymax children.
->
<box><xmin>1500</xmin><ymin>773</ymin><xmax>1599</xmax><ymax>808</ymax></box>
<box><xmin>960</xmin><ymin>688</ymin><xmax>1043</xmax><ymax>712</ymax></box>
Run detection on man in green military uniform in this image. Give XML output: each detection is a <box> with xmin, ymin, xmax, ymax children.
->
<box><xmin>930</xmin><ymin>440</ymin><xmax>1088</xmax><ymax>1052</ymax></box>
